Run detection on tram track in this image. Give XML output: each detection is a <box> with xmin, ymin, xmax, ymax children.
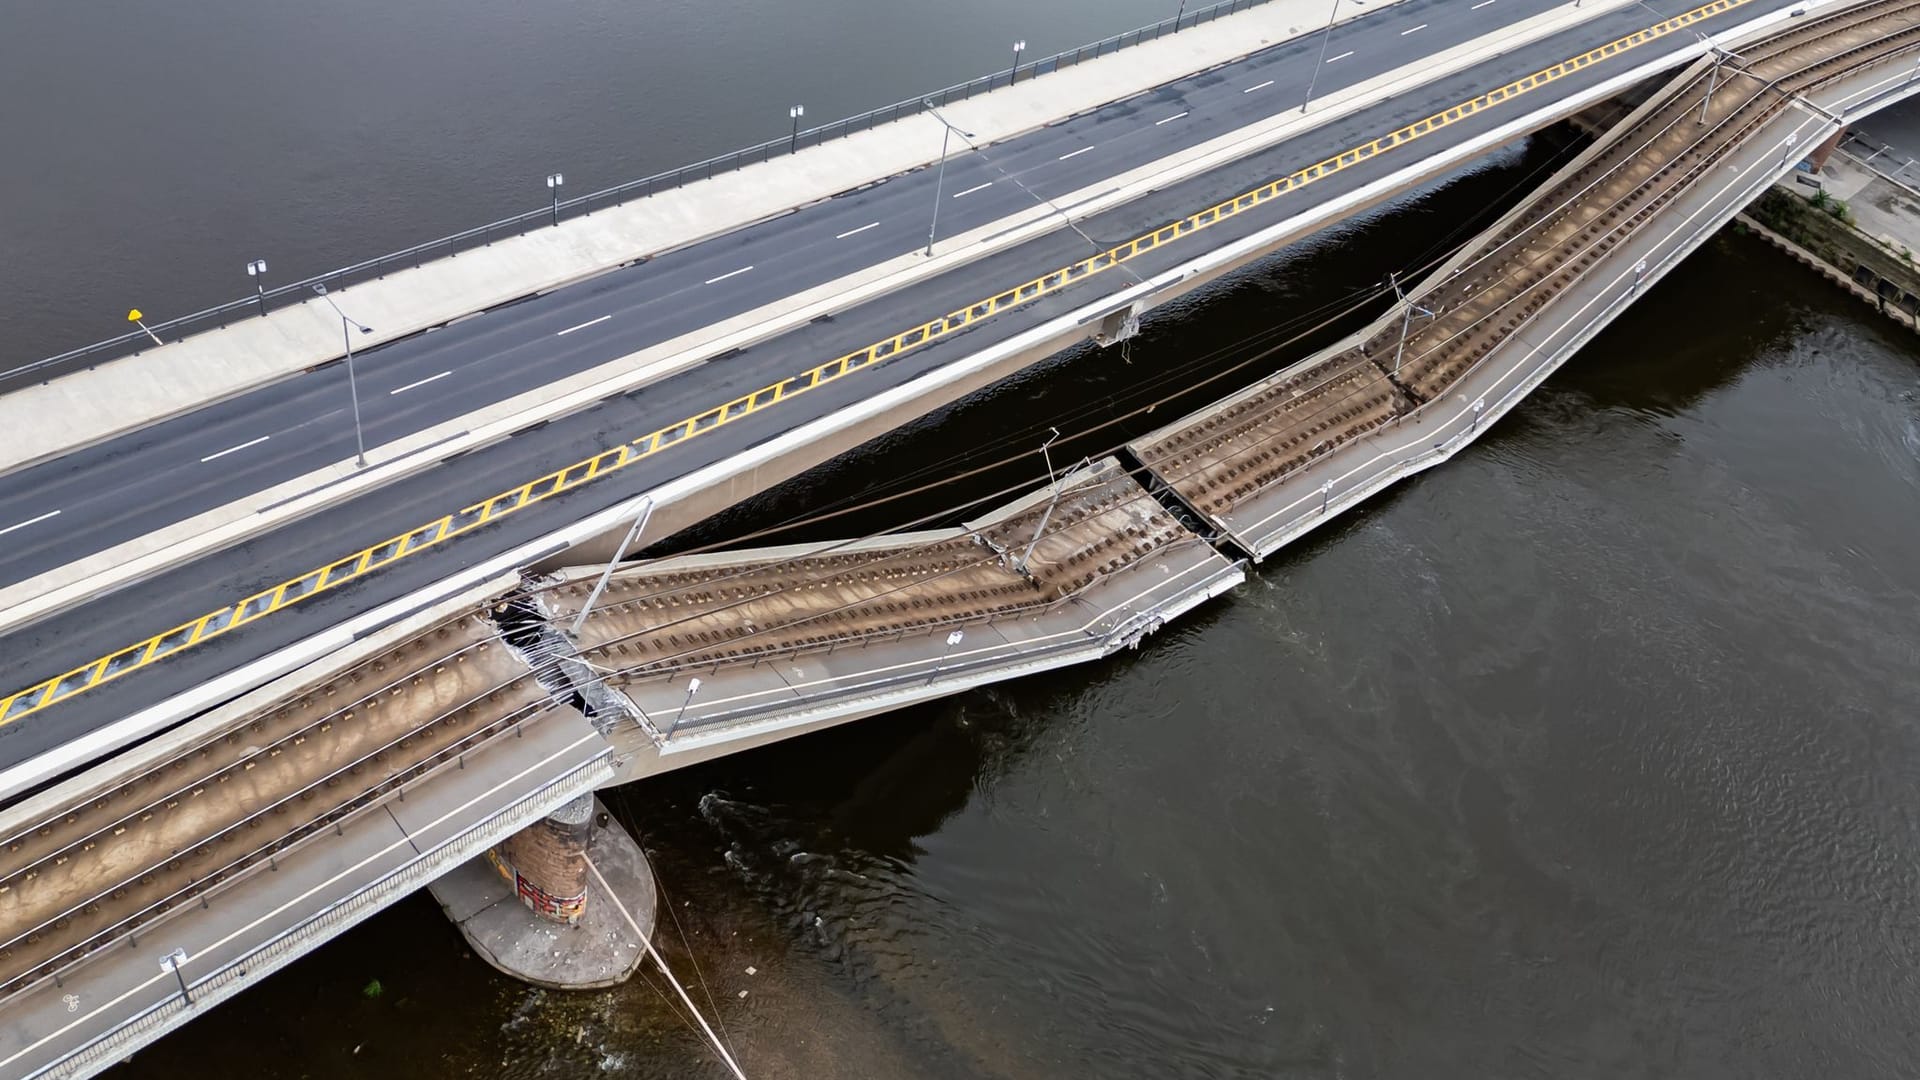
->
<box><xmin>0</xmin><ymin>614</ymin><xmax>556</xmax><ymax>1000</ymax></box>
<box><xmin>1136</xmin><ymin>0</ymin><xmax>1920</xmax><ymax>518</ymax></box>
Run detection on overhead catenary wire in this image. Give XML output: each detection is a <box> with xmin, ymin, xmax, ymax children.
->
<box><xmin>529</xmin><ymin>75</ymin><xmax>1781</xmax><ymax>666</ymax></box>
<box><xmin>529</xmin><ymin>131</ymin><xmax>1669</xmax><ymax>624</ymax></box>
<box><xmin>587</xmin><ymin>854</ymin><xmax>749</xmax><ymax>1080</ymax></box>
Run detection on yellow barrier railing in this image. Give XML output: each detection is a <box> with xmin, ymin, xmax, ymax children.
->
<box><xmin>0</xmin><ymin>0</ymin><xmax>1748</xmax><ymax>729</ymax></box>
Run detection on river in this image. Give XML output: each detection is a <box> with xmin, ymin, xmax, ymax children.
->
<box><xmin>5</xmin><ymin>2</ymin><xmax>1918</xmax><ymax>1078</ymax></box>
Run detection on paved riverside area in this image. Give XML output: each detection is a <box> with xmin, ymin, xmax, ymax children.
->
<box><xmin>0</xmin><ymin>0</ymin><xmax>1816</xmax><ymax>780</ymax></box>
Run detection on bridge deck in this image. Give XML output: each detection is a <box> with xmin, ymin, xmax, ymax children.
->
<box><xmin>534</xmin><ymin>458</ymin><xmax>1242</xmax><ymax>762</ymax></box>
<box><xmin>1132</xmin><ymin>0</ymin><xmax>1920</xmax><ymax>557</ymax></box>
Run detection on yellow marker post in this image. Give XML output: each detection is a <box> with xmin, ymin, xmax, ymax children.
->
<box><xmin>127</xmin><ymin>309</ymin><xmax>163</xmax><ymax>347</ymax></box>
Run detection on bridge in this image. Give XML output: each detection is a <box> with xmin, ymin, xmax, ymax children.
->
<box><xmin>4</xmin><ymin>0</ymin><xmax>1917</xmax><ymax>1073</ymax></box>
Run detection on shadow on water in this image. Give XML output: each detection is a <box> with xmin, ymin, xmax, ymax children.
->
<box><xmin>109</xmin><ymin>122</ymin><xmax>1920</xmax><ymax>1079</ymax></box>
<box><xmin>656</xmin><ymin>128</ymin><xmax>1589</xmax><ymax>557</ymax></box>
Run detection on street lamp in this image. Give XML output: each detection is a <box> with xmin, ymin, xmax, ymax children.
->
<box><xmin>546</xmin><ymin>173</ymin><xmax>564</xmax><ymax>227</ymax></box>
<box><xmin>1301</xmin><ymin>0</ymin><xmax>1340</xmax><ymax>114</ymax></box>
<box><xmin>922</xmin><ymin>99</ymin><xmax>977</xmax><ymax>256</ymax></box>
<box><xmin>1010</xmin><ymin>40</ymin><xmax>1027</xmax><ymax>85</ymax></box>
<box><xmin>312</xmin><ymin>283</ymin><xmax>372</xmax><ymax>468</ymax></box>
<box><xmin>928</xmin><ymin>629</ymin><xmax>965</xmax><ymax>685</ymax></box>
<box><xmin>669</xmin><ymin>677</ymin><xmax>702</xmax><ymax>735</ymax></box>
<box><xmin>1781</xmin><ymin>132</ymin><xmax>1799</xmax><ymax>169</ymax></box>
<box><xmin>246</xmin><ymin>259</ymin><xmax>269</xmax><ymax>317</ymax></box>
<box><xmin>789</xmin><ymin>105</ymin><xmax>805</xmax><ymax>153</ymax></box>
<box><xmin>160</xmin><ymin>948</ymin><xmax>192</xmax><ymax>1005</ymax></box>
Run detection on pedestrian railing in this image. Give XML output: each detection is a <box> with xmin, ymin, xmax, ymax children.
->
<box><xmin>3</xmin><ymin>0</ymin><xmax>1278</xmax><ymax>387</ymax></box>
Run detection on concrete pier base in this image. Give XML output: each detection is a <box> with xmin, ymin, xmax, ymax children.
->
<box><xmin>428</xmin><ymin>798</ymin><xmax>657</xmax><ymax>990</ymax></box>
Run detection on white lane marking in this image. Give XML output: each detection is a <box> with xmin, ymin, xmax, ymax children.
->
<box><xmin>200</xmin><ymin>435</ymin><xmax>270</xmax><ymax>463</ymax></box>
<box><xmin>1471</xmin><ymin>0</ymin><xmax>1496</xmax><ymax>7</ymax></box>
<box><xmin>1155</xmin><ymin>111</ymin><xmax>1189</xmax><ymax>126</ymax></box>
<box><xmin>1242</xmin><ymin>79</ymin><xmax>1275</xmax><ymax>94</ymax></box>
<box><xmin>952</xmin><ymin>182</ymin><xmax>993</xmax><ymax>199</ymax></box>
<box><xmin>835</xmin><ymin>221</ymin><xmax>881</xmax><ymax>239</ymax></box>
<box><xmin>389</xmin><ymin>370</ymin><xmax>452</xmax><ymax>396</ymax></box>
<box><xmin>1401</xmin><ymin>23</ymin><xmax>1427</xmax><ymax>34</ymax></box>
<box><xmin>0</xmin><ymin>510</ymin><xmax>60</xmax><ymax>537</ymax></box>
<box><xmin>556</xmin><ymin>314</ymin><xmax>612</xmax><ymax>336</ymax></box>
<box><xmin>1058</xmin><ymin>146</ymin><xmax>1096</xmax><ymax>160</ymax></box>
<box><xmin>703</xmin><ymin>265</ymin><xmax>754</xmax><ymax>285</ymax></box>
<box><xmin>1326</xmin><ymin>50</ymin><xmax>1354</xmax><ymax>63</ymax></box>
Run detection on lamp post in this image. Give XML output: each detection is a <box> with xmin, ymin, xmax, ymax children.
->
<box><xmin>928</xmin><ymin>629</ymin><xmax>965</xmax><ymax>685</ymax></box>
<box><xmin>1781</xmin><ymin>132</ymin><xmax>1799</xmax><ymax>169</ymax></box>
<box><xmin>1470</xmin><ymin>397</ymin><xmax>1486</xmax><ymax>432</ymax></box>
<box><xmin>669</xmin><ymin>677</ymin><xmax>702</xmax><ymax>735</ymax></box>
<box><xmin>923</xmin><ymin>100</ymin><xmax>977</xmax><ymax>256</ymax></box>
<box><xmin>789</xmin><ymin>105</ymin><xmax>805</xmax><ymax>153</ymax></box>
<box><xmin>160</xmin><ymin>948</ymin><xmax>192</xmax><ymax>1005</ymax></box>
<box><xmin>571</xmin><ymin>498</ymin><xmax>654</xmax><ymax>637</ymax></box>
<box><xmin>546</xmin><ymin>173</ymin><xmax>564</xmax><ymax>227</ymax></box>
<box><xmin>1301</xmin><ymin>0</ymin><xmax>1340</xmax><ymax>114</ymax></box>
<box><xmin>246</xmin><ymin>259</ymin><xmax>269</xmax><ymax>317</ymax></box>
<box><xmin>1010</xmin><ymin>40</ymin><xmax>1027</xmax><ymax>85</ymax></box>
<box><xmin>312</xmin><ymin>283</ymin><xmax>372</xmax><ymax>468</ymax></box>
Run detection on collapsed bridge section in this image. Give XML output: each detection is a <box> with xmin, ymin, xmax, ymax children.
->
<box><xmin>1131</xmin><ymin>0</ymin><xmax>1920</xmax><ymax>559</ymax></box>
<box><xmin>533</xmin><ymin>458</ymin><xmax>1243</xmax><ymax>777</ymax></box>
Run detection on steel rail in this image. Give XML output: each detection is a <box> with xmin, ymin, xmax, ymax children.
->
<box><xmin>0</xmin><ymin>0</ymin><xmax>1763</xmax><ymax>733</ymax></box>
<box><xmin>0</xmin><ymin>679</ymin><xmax>564</xmax><ymax>999</ymax></box>
<box><xmin>0</xmin><ymin>626</ymin><xmax>515</xmax><ymax>859</ymax></box>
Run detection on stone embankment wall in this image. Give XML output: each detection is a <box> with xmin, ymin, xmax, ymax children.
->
<box><xmin>1741</xmin><ymin>182</ymin><xmax>1920</xmax><ymax>331</ymax></box>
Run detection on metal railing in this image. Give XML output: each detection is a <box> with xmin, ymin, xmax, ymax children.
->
<box><xmin>33</xmin><ymin>753</ymin><xmax>609</xmax><ymax>1080</ymax></box>
<box><xmin>3</xmin><ymin>0</ymin><xmax>1277</xmax><ymax>387</ymax></box>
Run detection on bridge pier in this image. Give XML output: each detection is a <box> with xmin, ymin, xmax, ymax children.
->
<box><xmin>428</xmin><ymin>797</ymin><xmax>657</xmax><ymax>990</ymax></box>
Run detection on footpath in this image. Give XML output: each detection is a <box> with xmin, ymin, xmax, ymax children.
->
<box><xmin>0</xmin><ymin>0</ymin><xmax>1660</xmax><ymax>637</ymax></box>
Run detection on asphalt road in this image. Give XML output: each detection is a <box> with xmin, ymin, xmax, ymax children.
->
<box><xmin>0</xmin><ymin>0</ymin><xmax>1798</xmax><ymax>772</ymax></box>
<box><xmin>0</xmin><ymin>0</ymin><xmax>1570</xmax><ymax>587</ymax></box>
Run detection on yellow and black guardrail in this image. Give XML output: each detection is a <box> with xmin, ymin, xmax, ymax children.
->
<box><xmin>0</xmin><ymin>0</ymin><xmax>1750</xmax><ymax>729</ymax></box>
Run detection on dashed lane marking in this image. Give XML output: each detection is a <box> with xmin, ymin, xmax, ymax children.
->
<box><xmin>390</xmin><ymin>371</ymin><xmax>452</xmax><ymax>396</ymax></box>
<box><xmin>200</xmin><ymin>436</ymin><xmax>270</xmax><ymax>464</ymax></box>
<box><xmin>1058</xmin><ymin>146</ymin><xmax>1097</xmax><ymax>160</ymax></box>
<box><xmin>0</xmin><ymin>0</ymin><xmax>1758</xmax><ymax>731</ymax></box>
<box><xmin>556</xmin><ymin>315</ymin><xmax>613</xmax><ymax>336</ymax></box>
<box><xmin>1243</xmin><ymin>80</ymin><xmax>1275</xmax><ymax>93</ymax></box>
<box><xmin>0</xmin><ymin>510</ymin><xmax>60</xmax><ymax>538</ymax></box>
<box><xmin>952</xmin><ymin>182</ymin><xmax>993</xmax><ymax>198</ymax></box>
<box><xmin>1155</xmin><ymin>111</ymin><xmax>1190</xmax><ymax>125</ymax></box>
<box><xmin>703</xmin><ymin>266</ymin><xmax>754</xmax><ymax>285</ymax></box>
<box><xmin>835</xmin><ymin>222</ymin><xmax>881</xmax><ymax>238</ymax></box>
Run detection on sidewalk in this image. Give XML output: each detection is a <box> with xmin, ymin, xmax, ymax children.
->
<box><xmin>0</xmin><ymin>0</ymin><xmax>1654</xmax><ymax>639</ymax></box>
<box><xmin>0</xmin><ymin>0</ymin><xmax>1426</xmax><ymax>478</ymax></box>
